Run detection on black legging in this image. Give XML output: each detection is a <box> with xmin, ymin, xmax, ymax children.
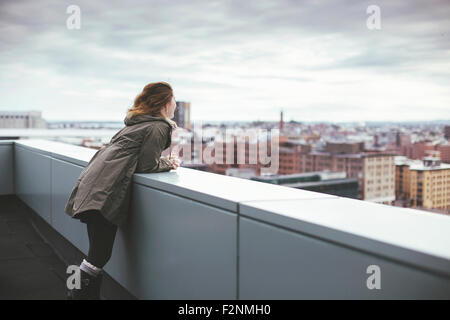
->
<box><xmin>80</xmin><ymin>210</ymin><xmax>118</xmax><ymax>268</ymax></box>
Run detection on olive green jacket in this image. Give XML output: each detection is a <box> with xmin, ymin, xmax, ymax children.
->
<box><xmin>64</xmin><ymin>114</ymin><xmax>177</xmax><ymax>226</ymax></box>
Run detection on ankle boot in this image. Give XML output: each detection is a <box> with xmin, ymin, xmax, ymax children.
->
<box><xmin>67</xmin><ymin>269</ymin><xmax>103</xmax><ymax>300</ymax></box>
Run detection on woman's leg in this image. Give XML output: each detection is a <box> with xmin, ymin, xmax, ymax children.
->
<box><xmin>68</xmin><ymin>210</ymin><xmax>117</xmax><ymax>300</ymax></box>
<box><xmin>86</xmin><ymin>211</ymin><xmax>118</xmax><ymax>268</ymax></box>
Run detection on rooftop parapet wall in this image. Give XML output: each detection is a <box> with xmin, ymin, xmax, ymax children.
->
<box><xmin>1</xmin><ymin>139</ymin><xmax>449</xmax><ymax>299</ymax></box>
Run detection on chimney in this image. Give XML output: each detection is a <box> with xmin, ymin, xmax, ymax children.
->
<box><xmin>280</xmin><ymin>109</ymin><xmax>284</xmax><ymax>131</ymax></box>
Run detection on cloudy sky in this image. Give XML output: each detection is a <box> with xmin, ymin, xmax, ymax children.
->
<box><xmin>0</xmin><ymin>0</ymin><xmax>449</xmax><ymax>122</ymax></box>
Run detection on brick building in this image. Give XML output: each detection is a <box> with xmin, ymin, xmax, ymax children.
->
<box><xmin>395</xmin><ymin>156</ymin><xmax>450</xmax><ymax>213</ymax></box>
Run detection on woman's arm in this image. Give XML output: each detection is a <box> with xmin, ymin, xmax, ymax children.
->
<box><xmin>135</xmin><ymin>124</ymin><xmax>174</xmax><ymax>173</ymax></box>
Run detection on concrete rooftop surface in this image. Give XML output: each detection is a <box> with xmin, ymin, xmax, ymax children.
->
<box><xmin>0</xmin><ymin>195</ymin><xmax>67</xmax><ymax>300</ymax></box>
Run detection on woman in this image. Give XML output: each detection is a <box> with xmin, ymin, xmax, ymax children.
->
<box><xmin>64</xmin><ymin>82</ymin><xmax>180</xmax><ymax>300</ymax></box>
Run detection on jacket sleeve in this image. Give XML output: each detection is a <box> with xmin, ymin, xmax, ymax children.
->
<box><xmin>136</xmin><ymin>124</ymin><xmax>173</xmax><ymax>173</ymax></box>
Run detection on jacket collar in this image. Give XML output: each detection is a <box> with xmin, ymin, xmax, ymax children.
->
<box><xmin>123</xmin><ymin>114</ymin><xmax>177</xmax><ymax>129</ymax></box>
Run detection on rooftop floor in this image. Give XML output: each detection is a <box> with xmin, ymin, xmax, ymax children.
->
<box><xmin>0</xmin><ymin>195</ymin><xmax>67</xmax><ymax>300</ymax></box>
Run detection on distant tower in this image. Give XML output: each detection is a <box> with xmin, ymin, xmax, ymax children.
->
<box><xmin>444</xmin><ymin>125</ymin><xmax>450</xmax><ymax>140</ymax></box>
<box><xmin>280</xmin><ymin>109</ymin><xmax>284</xmax><ymax>131</ymax></box>
<box><xmin>396</xmin><ymin>131</ymin><xmax>401</xmax><ymax>147</ymax></box>
<box><xmin>174</xmin><ymin>101</ymin><xmax>191</xmax><ymax>130</ymax></box>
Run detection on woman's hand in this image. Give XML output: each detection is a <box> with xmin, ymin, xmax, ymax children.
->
<box><xmin>170</xmin><ymin>157</ymin><xmax>180</xmax><ymax>169</ymax></box>
<box><xmin>164</xmin><ymin>155</ymin><xmax>180</xmax><ymax>170</ymax></box>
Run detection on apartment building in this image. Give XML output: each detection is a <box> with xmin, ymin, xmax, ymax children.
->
<box><xmin>299</xmin><ymin>142</ymin><xmax>395</xmax><ymax>203</ymax></box>
<box><xmin>395</xmin><ymin>156</ymin><xmax>450</xmax><ymax>212</ymax></box>
<box><xmin>363</xmin><ymin>154</ymin><xmax>396</xmax><ymax>204</ymax></box>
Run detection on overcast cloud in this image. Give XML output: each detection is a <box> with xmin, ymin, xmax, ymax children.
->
<box><xmin>0</xmin><ymin>0</ymin><xmax>449</xmax><ymax>122</ymax></box>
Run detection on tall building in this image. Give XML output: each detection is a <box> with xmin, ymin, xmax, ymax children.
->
<box><xmin>395</xmin><ymin>156</ymin><xmax>450</xmax><ymax>213</ymax></box>
<box><xmin>174</xmin><ymin>101</ymin><xmax>191</xmax><ymax>130</ymax></box>
<box><xmin>396</xmin><ymin>132</ymin><xmax>411</xmax><ymax>148</ymax></box>
<box><xmin>444</xmin><ymin>125</ymin><xmax>450</xmax><ymax>140</ymax></box>
<box><xmin>0</xmin><ymin>111</ymin><xmax>47</xmax><ymax>128</ymax></box>
<box><xmin>298</xmin><ymin>142</ymin><xmax>395</xmax><ymax>204</ymax></box>
<box><xmin>394</xmin><ymin>132</ymin><xmax>413</xmax><ymax>158</ymax></box>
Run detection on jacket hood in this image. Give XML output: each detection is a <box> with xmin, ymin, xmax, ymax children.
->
<box><xmin>123</xmin><ymin>114</ymin><xmax>177</xmax><ymax>129</ymax></box>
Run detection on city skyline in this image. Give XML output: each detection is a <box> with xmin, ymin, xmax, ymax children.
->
<box><xmin>0</xmin><ymin>0</ymin><xmax>449</xmax><ymax>122</ymax></box>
